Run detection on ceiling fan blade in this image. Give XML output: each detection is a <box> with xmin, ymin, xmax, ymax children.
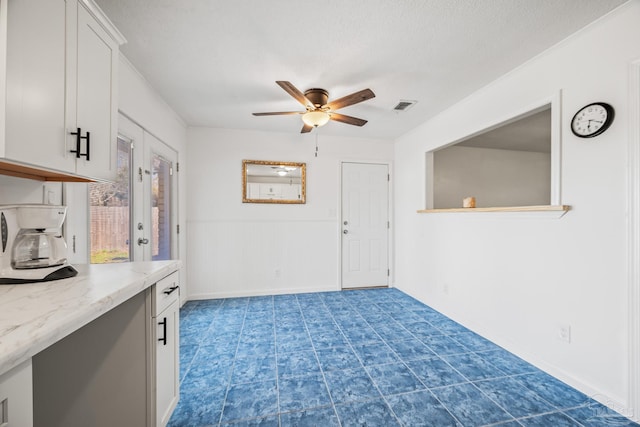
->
<box><xmin>301</xmin><ymin>123</ymin><xmax>314</xmax><ymax>133</ymax></box>
<box><xmin>325</xmin><ymin>88</ymin><xmax>375</xmax><ymax>111</ymax></box>
<box><xmin>276</xmin><ymin>81</ymin><xmax>313</xmax><ymax>109</ymax></box>
<box><xmin>252</xmin><ymin>111</ymin><xmax>303</xmax><ymax>116</ymax></box>
<box><xmin>330</xmin><ymin>113</ymin><xmax>368</xmax><ymax>127</ymax></box>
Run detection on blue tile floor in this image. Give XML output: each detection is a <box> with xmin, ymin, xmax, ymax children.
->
<box><xmin>169</xmin><ymin>288</ymin><xmax>639</xmax><ymax>426</ymax></box>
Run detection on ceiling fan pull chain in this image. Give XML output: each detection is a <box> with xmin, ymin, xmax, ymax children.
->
<box><xmin>315</xmin><ymin>132</ymin><xmax>319</xmax><ymax>157</ymax></box>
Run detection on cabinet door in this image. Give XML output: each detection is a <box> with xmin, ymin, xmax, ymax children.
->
<box><xmin>71</xmin><ymin>2</ymin><xmax>118</xmax><ymax>181</ymax></box>
<box><xmin>156</xmin><ymin>300</ymin><xmax>179</xmax><ymax>426</ymax></box>
<box><xmin>4</xmin><ymin>0</ymin><xmax>70</xmax><ymax>172</ymax></box>
<box><xmin>0</xmin><ymin>359</ymin><xmax>33</xmax><ymax>427</ymax></box>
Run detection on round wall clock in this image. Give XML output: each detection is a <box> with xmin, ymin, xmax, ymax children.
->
<box><xmin>570</xmin><ymin>102</ymin><xmax>614</xmax><ymax>138</ymax></box>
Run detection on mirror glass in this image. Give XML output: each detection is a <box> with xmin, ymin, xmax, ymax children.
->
<box><xmin>242</xmin><ymin>160</ymin><xmax>306</xmax><ymax>204</ymax></box>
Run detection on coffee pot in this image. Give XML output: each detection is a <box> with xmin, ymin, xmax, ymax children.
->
<box><xmin>0</xmin><ymin>204</ymin><xmax>78</xmax><ymax>284</ymax></box>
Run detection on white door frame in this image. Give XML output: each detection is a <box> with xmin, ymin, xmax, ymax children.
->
<box><xmin>339</xmin><ymin>160</ymin><xmax>393</xmax><ymax>290</ymax></box>
<box><xmin>117</xmin><ymin>113</ymin><xmax>144</xmax><ymax>262</ymax></box>
<box><xmin>628</xmin><ymin>59</ymin><xmax>640</xmax><ymax>422</ymax></box>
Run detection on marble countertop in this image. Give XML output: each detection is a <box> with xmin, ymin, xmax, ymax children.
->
<box><xmin>0</xmin><ymin>260</ymin><xmax>181</xmax><ymax>376</ymax></box>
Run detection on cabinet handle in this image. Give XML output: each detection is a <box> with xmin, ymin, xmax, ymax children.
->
<box><xmin>69</xmin><ymin>128</ymin><xmax>81</xmax><ymax>158</ymax></box>
<box><xmin>69</xmin><ymin>128</ymin><xmax>90</xmax><ymax>160</ymax></box>
<box><xmin>163</xmin><ymin>285</ymin><xmax>179</xmax><ymax>296</ymax></box>
<box><xmin>85</xmin><ymin>131</ymin><xmax>91</xmax><ymax>161</ymax></box>
<box><xmin>158</xmin><ymin>317</ymin><xmax>167</xmax><ymax>345</ymax></box>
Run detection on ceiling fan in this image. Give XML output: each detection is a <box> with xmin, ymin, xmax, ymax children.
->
<box><xmin>253</xmin><ymin>81</ymin><xmax>375</xmax><ymax>133</ymax></box>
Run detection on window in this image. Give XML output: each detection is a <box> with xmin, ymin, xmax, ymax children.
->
<box><xmin>89</xmin><ymin>137</ymin><xmax>132</xmax><ymax>263</ymax></box>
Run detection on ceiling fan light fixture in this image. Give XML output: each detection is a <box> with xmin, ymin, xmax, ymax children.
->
<box><xmin>302</xmin><ymin>110</ymin><xmax>330</xmax><ymax>128</ymax></box>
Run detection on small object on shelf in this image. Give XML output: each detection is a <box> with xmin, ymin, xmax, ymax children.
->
<box><xmin>463</xmin><ymin>197</ymin><xmax>476</xmax><ymax>208</ymax></box>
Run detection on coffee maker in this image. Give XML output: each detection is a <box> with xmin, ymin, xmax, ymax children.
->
<box><xmin>0</xmin><ymin>204</ymin><xmax>78</xmax><ymax>284</ymax></box>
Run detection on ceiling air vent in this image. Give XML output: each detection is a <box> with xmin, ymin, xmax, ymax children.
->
<box><xmin>393</xmin><ymin>100</ymin><xmax>417</xmax><ymax>112</ymax></box>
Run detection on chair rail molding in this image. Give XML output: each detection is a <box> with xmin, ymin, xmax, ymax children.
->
<box><xmin>627</xmin><ymin>58</ymin><xmax>640</xmax><ymax>422</ymax></box>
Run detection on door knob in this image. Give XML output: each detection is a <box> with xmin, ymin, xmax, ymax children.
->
<box><xmin>343</xmin><ymin>230</ymin><xmax>349</xmax><ymax>234</ymax></box>
<box><xmin>137</xmin><ymin>237</ymin><xmax>149</xmax><ymax>245</ymax></box>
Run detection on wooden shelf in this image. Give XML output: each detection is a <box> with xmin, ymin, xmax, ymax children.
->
<box><xmin>418</xmin><ymin>205</ymin><xmax>570</xmax><ymax>216</ymax></box>
<box><xmin>0</xmin><ymin>159</ymin><xmax>94</xmax><ymax>182</ymax></box>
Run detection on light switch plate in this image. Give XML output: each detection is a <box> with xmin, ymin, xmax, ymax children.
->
<box><xmin>43</xmin><ymin>182</ymin><xmax>62</xmax><ymax>205</ymax></box>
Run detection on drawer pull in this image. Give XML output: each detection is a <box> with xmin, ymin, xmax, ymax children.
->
<box><xmin>158</xmin><ymin>317</ymin><xmax>167</xmax><ymax>345</ymax></box>
<box><xmin>163</xmin><ymin>285</ymin><xmax>179</xmax><ymax>296</ymax></box>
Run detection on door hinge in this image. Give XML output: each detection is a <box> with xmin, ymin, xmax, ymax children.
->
<box><xmin>176</xmin><ymin>224</ymin><xmax>180</xmax><ymax>234</ymax></box>
<box><xmin>387</xmin><ymin>221</ymin><xmax>390</xmax><ymax>229</ymax></box>
<box><xmin>176</xmin><ymin>162</ymin><xmax>180</xmax><ymax>172</ymax></box>
<box><xmin>387</xmin><ymin>173</ymin><xmax>390</xmax><ymax>181</ymax></box>
<box><xmin>387</xmin><ymin>269</ymin><xmax>390</xmax><ymax>276</ymax></box>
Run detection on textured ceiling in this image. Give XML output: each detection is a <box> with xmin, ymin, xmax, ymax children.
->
<box><xmin>95</xmin><ymin>0</ymin><xmax>627</xmax><ymax>140</ymax></box>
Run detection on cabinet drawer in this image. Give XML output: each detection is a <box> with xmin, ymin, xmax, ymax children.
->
<box><xmin>154</xmin><ymin>271</ymin><xmax>179</xmax><ymax>315</ymax></box>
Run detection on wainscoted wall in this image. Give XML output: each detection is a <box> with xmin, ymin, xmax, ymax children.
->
<box><xmin>394</xmin><ymin>2</ymin><xmax>639</xmax><ymax>418</ymax></box>
<box><xmin>186</xmin><ymin>127</ymin><xmax>393</xmax><ymax>299</ymax></box>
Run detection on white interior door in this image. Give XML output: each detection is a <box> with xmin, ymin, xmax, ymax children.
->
<box><xmin>341</xmin><ymin>162</ymin><xmax>389</xmax><ymax>289</ymax></box>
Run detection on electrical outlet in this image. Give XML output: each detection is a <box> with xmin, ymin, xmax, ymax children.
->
<box><xmin>558</xmin><ymin>324</ymin><xmax>571</xmax><ymax>343</ymax></box>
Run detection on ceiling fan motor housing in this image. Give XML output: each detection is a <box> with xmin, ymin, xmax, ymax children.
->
<box><xmin>304</xmin><ymin>88</ymin><xmax>329</xmax><ymax>109</ymax></box>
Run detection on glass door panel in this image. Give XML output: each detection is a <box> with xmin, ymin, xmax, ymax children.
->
<box><xmin>142</xmin><ymin>131</ymin><xmax>177</xmax><ymax>262</ymax></box>
<box><xmin>151</xmin><ymin>154</ymin><xmax>172</xmax><ymax>260</ymax></box>
<box><xmin>88</xmin><ymin>137</ymin><xmax>132</xmax><ymax>263</ymax></box>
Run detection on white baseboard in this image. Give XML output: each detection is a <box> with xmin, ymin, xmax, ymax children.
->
<box><xmin>187</xmin><ymin>285</ymin><xmax>341</xmax><ymax>301</ymax></box>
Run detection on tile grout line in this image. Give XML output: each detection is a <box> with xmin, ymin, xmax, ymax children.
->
<box><xmin>329</xmin><ymin>293</ymin><xmax>407</xmax><ymax>426</ymax></box>
<box><xmin>353</xmin><ymin>292</ymin><xmax>463</xmax><ymax>427</ymax></box>
<box><xmin>216</xmin><ymin>298</ymin><xmax>249</xmax><ymax>426</ymax></box>
<box><xmin>300</xmin><ymin>293</ymin><xmax>344</xmax><ymax>427</ymax></box>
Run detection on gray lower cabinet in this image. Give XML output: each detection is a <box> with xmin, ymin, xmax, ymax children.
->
<box><xmin>153</xmin><ymin>272</ymin><xmax>180</xmax><ymax>426</ymax></box>
<box><xmin>32</xmin><ymin>272</ymin><xmax>180</xmax><ymax>427</ymax></box>
<box><xmin>0</xmin><ymin>359</ymin><xmax>33</xmax><ymax>427</ymax></box>
<box><xmin>33</xmin><ymin>290</ymin><xmax>150</xmax><ymax>427</ymax></box>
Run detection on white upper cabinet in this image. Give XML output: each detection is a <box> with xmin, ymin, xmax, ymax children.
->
<box><xmin>67</xmin><ymin>0</ymin><xmax>124</xmax><ymax>180</ymax></box>
<box><xmin>1</xmin><ymin>0</ymin><xmax>125</xmax><ymax>181</ymax></box>
<box><xmin>3</xmin><ymin>0</ymin><xmax>68</xmax><ymax>173</ymax></box>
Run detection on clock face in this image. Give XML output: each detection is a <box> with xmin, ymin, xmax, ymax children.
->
<box><xmin>571</xmin><ymin>102</ymin><xmax>614</xmax><ymax>138</ymax></box>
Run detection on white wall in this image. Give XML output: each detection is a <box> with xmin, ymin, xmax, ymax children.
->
<box><xmin>394</xmin><ymin>1</ymin><xmax>639</xmax><ymax>415</ymax></box>
<box><xmin>433</xmin><ymin>146</ymin><xmax>550</xmax><ymax>208</ymax></box>
<box><xmin>0</xmin><ymin>177</ymin><xmax>60</xmax><ymax>204</ymax></box>
<box><xmin>117</xmin><ymin>55</ymin><xmax>189</xmax><ymax>301</ymax></box>
<box><xmin>187</xmin><ymin>127</ymin><xmax>393</xmax><ymax>299</ymax></box>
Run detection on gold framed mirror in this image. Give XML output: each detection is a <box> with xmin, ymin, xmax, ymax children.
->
<box><xmin>242</xmin><ymin>160</ymin><xmax>306</xmax><ymax>204</ymax></box>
